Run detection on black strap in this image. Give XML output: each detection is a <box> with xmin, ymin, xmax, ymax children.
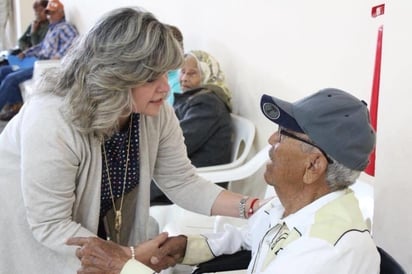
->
<box><xmin>192</xmin><ymin>250</ymin><xmax>251</xmax><ymax>274</ymax></box>
<box><xmin>378</xmin><ymin>246</ymin><xmax>406</xmax><ymax>274</ymax></box>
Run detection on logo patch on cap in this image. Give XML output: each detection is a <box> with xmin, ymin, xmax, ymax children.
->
<box><xmin>263</xmin><ymin>102</ymin><xmax>280</xmax><ymax>120</ymax></box>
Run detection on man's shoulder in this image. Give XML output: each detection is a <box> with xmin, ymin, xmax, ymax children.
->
<box><xmin>54</xmin><ymin>20</ymin><xmax>78</xmax><ymax>34</ymax></box>
<box><xmin>309</xmin><ymin>191</ymin><xmax>369</xmax><ymax>245</ymax></box>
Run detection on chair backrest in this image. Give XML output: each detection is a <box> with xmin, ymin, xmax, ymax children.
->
<box><xmin>196</xmin><ymin>113</ymin><xmax>255</xmax><ymax>172</ymax></box>
<box><xmin>378</xmin><ymin>247</ymin><xmax>406</xmax><ymax>274</ymax></box>
<box><xmin>197</xmin><ymin>145</ymin><xmax>270</xmax><ymax>183</ymax></box>
<box><xmin>32</xmin><ymin>59</ymin><xmax>61</xmax><ymax>80</ymax></box>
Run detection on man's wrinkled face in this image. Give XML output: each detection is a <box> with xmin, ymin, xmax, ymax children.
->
<box><xmin>264</xmin><ymin>128</ymin><xmax>310</xmax><ymax>189</ymax></box>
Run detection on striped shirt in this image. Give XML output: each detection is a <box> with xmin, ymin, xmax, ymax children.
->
<box><xmin>24</xmin><ymin>19</ymin><xmax>78</xmax><ymax>60</ymax></box>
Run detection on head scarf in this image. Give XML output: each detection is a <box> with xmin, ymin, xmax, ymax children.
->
<box><xmin>186</xmin><ymin>50</ymin><xmax>232</xmax><ymax>111</ymax></box>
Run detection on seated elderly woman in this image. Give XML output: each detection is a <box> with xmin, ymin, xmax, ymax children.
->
<box><xmin>151</xmin><ymin>50</ymin><xmax>233</xmax><ymax>204</ymax></box>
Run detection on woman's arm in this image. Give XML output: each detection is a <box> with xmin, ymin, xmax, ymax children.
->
<box><xmin>153</xmin><ymin>104</ymin><xmax>262</xmax><ymax>218</ymax></box>
<box><xmin>212</xmin><ymin>190</ymin><xmax>261</xmax><ymax>218</ymax></box>
<box><xmin>19</xmin><ymin>97</ymin><xmax>96</xmax><ymax>255</ymax></box>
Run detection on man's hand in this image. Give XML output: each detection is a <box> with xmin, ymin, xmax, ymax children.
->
<box><xmin>66</xmin><ymin>236</ymin><xmax>130</xmax><ymax>274</ymax></box>
<box><xmin>151</xmin><ymin>235</ymin><xmax>188</xmax><ymax>265</ymax></box>
<box><xmin>17</xmin><ymin>52</ymin><xmax>25</xmax><ymax>59</ymax></box>
<box><xmin>134</xmin><ymin>232</ymin><xmax>178</xmax><ymax>271</ymax></box>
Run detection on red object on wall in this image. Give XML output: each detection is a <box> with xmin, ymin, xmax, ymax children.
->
<box><xmin>365</xmin><ymin>25</ymin><xmax>384</xmax><ymax>176</ymax></box>
<box><xmin>371</xmin><ymin>4</ymin><xmax>385</xmax><ymax>18</ymax></box>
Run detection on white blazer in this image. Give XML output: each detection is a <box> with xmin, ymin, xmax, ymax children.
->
<box><xmin>0</xmin><ymin>93</ymin><xmax>222</xmax><ymax>274</ymax></box>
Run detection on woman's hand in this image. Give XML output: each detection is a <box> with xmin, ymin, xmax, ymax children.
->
<box><xmin>66</xmin><ymin>232</ymin><xmax>179</xmax><ymax>273</ymax></box>
<box><xmin>67</xmin><ymin>236</ymin><xmax>130</xmax><ymax>274</ymax></box>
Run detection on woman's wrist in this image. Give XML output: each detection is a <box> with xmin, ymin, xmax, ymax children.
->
<box><xmin>239</xmin><ymin>196</ymin><xmax>249</xmax><ymax>218</ymax></box>
<box><xmin>239</xmin><ymin>196</ymin><xmax>260</xmax><ymax>219</ymax></box>
<box><xmin>130</xmin><ymin>246</ymin><xmax>136</xmax><ymax>260</ymax></box>
<box><xmin>247</xmin><ymin>198</ymin><xmax>260</xmax><ymax>218</ymax></box>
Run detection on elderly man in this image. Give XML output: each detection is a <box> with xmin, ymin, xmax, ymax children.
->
<box><xmin>13</xmin><ymin>0</ymin><xmax>50</xmax><ymax>54</ymax></box>
<box><xmin>0</xmin><ymin>0</ymin><xmax>77</xmax><ymax>121</ymax></box>
<box><xmin>68</xmin><ymin>88</ymin><xmax>380</xmax><ymax>274</ymax></box>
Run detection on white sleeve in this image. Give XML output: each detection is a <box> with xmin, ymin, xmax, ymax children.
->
<box><xmin>256</xmin><ymin>232</ymin><xmax>380</xmax><ymax>274</ymax></box>
<box><xmin>203</xmin><ymin>223</ymin><xmax>247</xmax><ymax>256</ymax></box>
<box><xmin>120</xmin><ymin>259</ymin><xmax>155</xmax><ymax>274</ymax></box>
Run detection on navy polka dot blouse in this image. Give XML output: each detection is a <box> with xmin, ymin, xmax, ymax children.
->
<box><xmin>100</xmin><ymin>113</ymin><xmax>140</xmax><ymax>217</ymax></box>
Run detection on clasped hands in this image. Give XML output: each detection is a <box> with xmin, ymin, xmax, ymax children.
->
<box><xmin>66</xmin><ymin>232</ymin><xmax>187</xmax><ymax>274</ymax></box>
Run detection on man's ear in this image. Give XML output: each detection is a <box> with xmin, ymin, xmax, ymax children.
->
<box><xmin>302</xmin><ymin>153</ymin><xmax>328</xmax><ymax>184</ymax></box>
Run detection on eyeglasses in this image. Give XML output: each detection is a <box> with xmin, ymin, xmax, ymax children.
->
<box><xmin>279</xmin><ymin>128</ymin><xmax>333</xmax><ymax>164</ymax></box>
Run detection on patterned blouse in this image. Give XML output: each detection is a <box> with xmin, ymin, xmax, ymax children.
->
<box><xmin>100</xmin><ymin>113</ymin><xmax>140</xmax><ymax>217</ymax></box>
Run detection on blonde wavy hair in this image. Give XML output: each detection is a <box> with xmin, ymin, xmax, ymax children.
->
<box><xmin>39</xmin><ymin>7</ymin><xmax>183</xmax><ymax>139</ymax></box>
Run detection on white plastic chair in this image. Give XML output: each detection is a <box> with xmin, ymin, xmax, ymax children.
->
<box><xmin>150</xmin><ymin>114</ymin><xmax>256</xmax><ymax>232</ymax></box>
<box><xmin>197</xmin><ymin>145</ymin><xmax>270</xmax><ymax>183</ymax></box>
<box><xmin>19</xmin><ymin>59</ymin><xmax>61</xmax><ymax>102</ymax></box>
<box><xmin>196</xmin><ymin>114</ymin><xmax>255</xmax><ymax>172</ymax></box>
<box><xmin>150</xmin><ymin>145</ymin><xmax>271</xmax><ymax>235</ymax></box>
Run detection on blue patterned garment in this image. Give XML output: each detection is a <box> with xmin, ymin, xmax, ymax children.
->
<box><xmin>24</xmin><ymin>19</ymin><xmax>78</xmax><ymax>59</ymax></box>
<box><xmin>166</xmin><ymin>69</ymin><xmax>182</xmax><ymax>105</ymax></box>
<box><xmin>100</xmin><ymin>113</ymin><xmax>140</xmax><ymax>217</ymax></box>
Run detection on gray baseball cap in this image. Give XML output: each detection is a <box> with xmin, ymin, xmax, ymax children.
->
<box><xmin>260</xmin><ymin>88</ymin><xmax>376</xmax><ymax>171</ymax></box>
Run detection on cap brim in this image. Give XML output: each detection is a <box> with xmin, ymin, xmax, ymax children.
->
<box><xmin>260</xmin><ymin>94</ymin><xmax>303</xmax><ymax>133</ymax></box>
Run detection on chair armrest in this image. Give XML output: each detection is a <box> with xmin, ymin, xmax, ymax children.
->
<box><xmin>192</xmin><ymin>250</ymin><xmax>251</xmax><ymax>274</ymax></box>
<box><xmin>197</xmin><ymin>145</ymin><xmax>270</xmax><ymax>183</ymax></box>
<box><xmin>20</xmin><ymin>60</ymin><xmax>61</xmax><ymax>102</ymax></box>
<box><xmin>33</xmin><ymin>59</ymin><xmax>61</xmax><ymax>79</ymax></box>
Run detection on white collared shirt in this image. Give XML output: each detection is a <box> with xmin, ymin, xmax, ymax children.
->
<box><xmin>186</xmin><ymin>189</ymin><xmax>380</xmax><ymax>274</ymax></box>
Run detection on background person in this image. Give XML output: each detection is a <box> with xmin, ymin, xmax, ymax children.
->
<box><xmin>0</xmin><ymin>0</ymin><xmax>11</xmax><ymax>50</ymax></box>
<box><xmin>0</xmin><ymin>0</ymin><xmax>77</xmax><ymax>121</ymax></box>
<box><xmin>0</xmin><ymin>0</ymin><xmax>49</xmax><ymax>65</ymax></box>
<box><xmin>0</xmin><ymin>7</ymin><xmax>260</xmax><ymax>274</ymax></box>
<box><xmin>151</xmin><ymin>50</ymin><xmax>233</xmax><ymax>204</ymax></box>
<box><xmin>11</xmin><ymin>0</ymin><xmax>49</xmax><ymax>55</ymax></box>
<box><xmin>165</xmin><ymin>24</ymin><xmax>183</xmax><ymax>105</ymax></box>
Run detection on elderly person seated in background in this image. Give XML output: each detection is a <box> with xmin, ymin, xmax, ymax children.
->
<box><xmin>10</xmin><ymin>0</ymin><xmax>49</xmax><ymax>55</ymax></box>
<box><xmin>1</xmin><ymin>0</ymin><xmax>49</xmax><ymax>64</ymax></box>
<box><xmin>151</xmin><ymin>50</ymin><xmax>233</xmax><ymax>204</ymax></box>
<box><xmin>0</xmin><ymin>0</ymin><xmax>77</xmax><ymax>121</ymax></box>
<box><xmin>165</xmin><ymin>24</ymin><xmax>184</xmax><ymax>105</ymax></box>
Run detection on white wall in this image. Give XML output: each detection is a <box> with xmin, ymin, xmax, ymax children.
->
<box><xmin>12</xmin><ymin>0</ymin><xmax>31</xmax><ymax>39</ymax></box>
<box><xmin>373</xmin><ymin>1</ymin><xmax>412</xmax><ymax>270</ymax></box>
<box><xmin>15</xmin><ymin>0</ymin><xmax>412</xmax><ymax>270</ymax></box>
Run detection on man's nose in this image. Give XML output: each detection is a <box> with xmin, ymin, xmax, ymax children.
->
<box><xmin>268</xmin><ymin>131</ymin><xmax>280</xmax><ymax>145</ymax></box>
